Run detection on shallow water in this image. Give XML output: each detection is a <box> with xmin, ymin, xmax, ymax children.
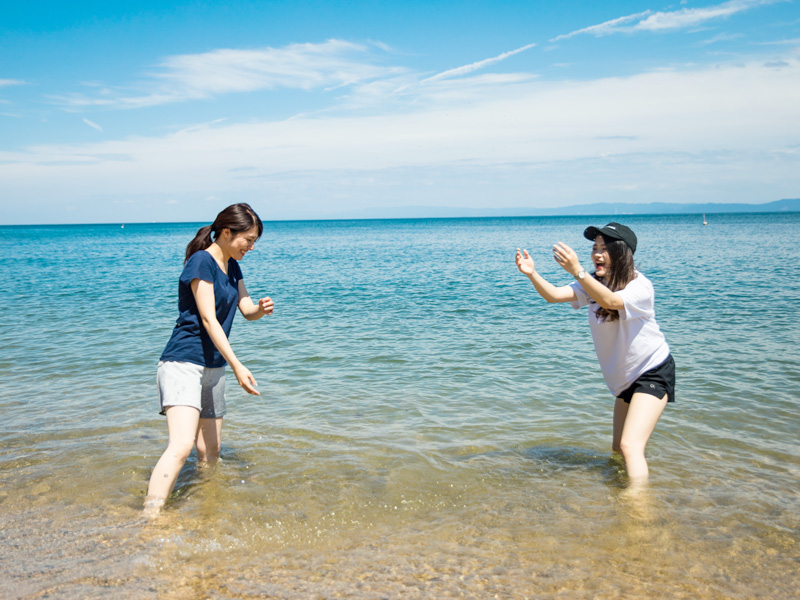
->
<box><xmin>1</xmin><ymin>214</ymin><xmax>798</xmax><ymax>599</ymax></box>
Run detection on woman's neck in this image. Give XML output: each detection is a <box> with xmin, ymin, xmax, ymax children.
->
<box><xmin>206</xmin><ymin>242</ymin><xmax>230</xmax><ymax>267</ymax></box>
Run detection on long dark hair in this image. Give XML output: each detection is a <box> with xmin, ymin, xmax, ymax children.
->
<box><xmin>593</xmin><ymin>237</ymin><xmax>635</xmax><ymax>322</ymax></box>
<box><xmin>185</xmin><ymin>203</ymin><xmax>264</xmax><ymax>262</ymax></box>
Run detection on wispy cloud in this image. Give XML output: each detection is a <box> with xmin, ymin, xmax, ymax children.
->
<box><xmin>552</xmin><ymin>0</ymin><xmax>779</xmax><ymax>41</ymax></box>
<box><xmin>551</xmin><ymin>12</ymin><xmax>653</xmax><ymax>41</ymax></box>
<box><xmin>4</xmin><ymin>53</ymin><xmax>800</xmax><ymax>221</ymax></box>
<box><xmin>634</xmin><ymin>0</ymin><xmax>778</xmax><ymax>31</ymax></box>
<box><xmin>699</xmin><ymin>32</ymin><xmax>745</xmax><ymax>45</ymax></box>
<box><xmin>756</xmin><ymin>37</ymin><xmax>800</xmax><ymax>45</ymax></box>
<box><xmin>57</xmin><ymin>39</ymin><xmax>540</xmax><ymax>114</ymax></box>
<box><xmin>158</xmin><ymin>40</ymin><xmax>398</xmax><ymax>92</ymax></box>
<box><xmin>332</xmin><ymin>43</ymin><xmax>539</xmax><ymax>112</ymax></box>
<box><xmin>1</xmin><ymin>80</ymin><xmax>28</xmax><ymax>114</ymax></box>
<box><xmin>82</xmin><ymin>118</ymin><xmax>103</xmax><ymax>132</ymax></box>
<box><xmin>53</xmin><ymin>39</ymin><xmax>404</xmax><ymax>109</ymax></box>
<box><xmin>8</xmin><ymin>57</ymin><xmax>799</xmax><ymax>178</ymax></box>
<box><xmin>421</xmin><ymin>43</ymin><xmax>536</xmax><ymax>83</ymax></box>
<box><xmin>175</xmin><ymin>117</ymin><xmax>228</xmax><ymax>135</ymax></box>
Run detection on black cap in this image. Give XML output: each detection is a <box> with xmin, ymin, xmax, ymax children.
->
<box><xmin>583</xmin><ymin>222</ymin><xmax>637</xmax><ymax>254</ymax></box>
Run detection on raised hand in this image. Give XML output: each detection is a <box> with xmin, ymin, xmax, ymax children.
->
<box><xmin>516</xmin><ymin>248</ymin><xmax>535</xmax><ymax>276</ymax></box>
<box><xmin>552</xmin><ymin>242</ymin><xmax>582</xmax><ymax>277</ymax></box>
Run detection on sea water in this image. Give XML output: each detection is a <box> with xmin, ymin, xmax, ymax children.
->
<box><xmin>1</xmin><ymin>213</ymin><xmax>798</xmax><ymax>599</ymax></box>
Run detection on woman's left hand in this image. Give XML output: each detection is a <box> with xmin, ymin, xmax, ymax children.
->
<box><xmin>258</xmin><ymin>296</ymin><xmax>274</xmax><ymax>315</ymax></box>
<box><xmin>233</xmin><ymin>363</ymin><xmax>260</xmax><ymax>395</ymax></box>
<box><xmin>552</xmin><ymin>242</ymin><xmax>583</xmax><ymax>277</ymax></box>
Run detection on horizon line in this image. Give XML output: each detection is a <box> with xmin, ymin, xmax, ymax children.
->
<box><xmin>2</xmin><ymin>205</ymin><xmax>797</xmax><ymax>227</ymax></box>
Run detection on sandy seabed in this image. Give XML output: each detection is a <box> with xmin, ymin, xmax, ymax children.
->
<box><xmin>2</xmin><ymin>466</ymin><xmax>798</xmax><ymax>600</ymax></box>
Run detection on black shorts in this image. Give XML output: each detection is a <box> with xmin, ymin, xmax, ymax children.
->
<box><xmin>618</xmin><ymin>354</ymin><xmax>675</xmax><ymax>404</ymax></box>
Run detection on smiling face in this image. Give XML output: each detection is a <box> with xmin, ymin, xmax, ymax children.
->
<box><xmin>228</xmin><ymin>226</ymin><xmax>260</xmax><ymax>261</ymax></box>
<box><xmin>592</xmin><ymin>235</ymin><xmax>612</xmax><ymax>278</ymax></box>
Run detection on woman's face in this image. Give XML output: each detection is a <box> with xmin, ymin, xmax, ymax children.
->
<box><xmin>228</xmin><ymin>226</ymin><xmax>260</xmax><ymax>261</ymax></box>
<box><xmin>592</xmin><ymin>235</ymin><xmax>612</xmax><ymax>278</ymax></box>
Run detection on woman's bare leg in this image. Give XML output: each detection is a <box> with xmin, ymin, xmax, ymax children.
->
<box><xmin>196</xmin><ymin>418</ymin><xmax>223</xmax><ymax>463</ymax></box>
<box><xmin>612</xmin><ymin>397</ymin><xmax>629</xmax><ymax>454</ymax></box>
<box><xmin>144</xmin><ymin>406</ymin><xmax>201</xmax><ymax>512</ymax></box>
<box><xmin>618</xmin><ymin>392</ymin><xmax>668</xmax><ymax>481</ymax></box>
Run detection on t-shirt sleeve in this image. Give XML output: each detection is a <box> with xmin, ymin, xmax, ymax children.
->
<box><xmin>179</xmin><ymin>252</ymin><xmax>216</xmax><ymax>286</ymax></box>
<box><xmin>617</xmin><ymin>275</ymin><xmax>654</xmax><ymax>320</ymax></box>
<box><xmin>569</xmin><ymin>280</ymin><xmax>591</xmax><ymax>309</ymax></box>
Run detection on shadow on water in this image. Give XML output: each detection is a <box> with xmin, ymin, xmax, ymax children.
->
<box><xmin>168</xmin><ymin>455</ymin><xmax>224</xmax><ymax>504</ymax></box>
<box><xmin>518</xmin><ymin>445</ymin><xmax>629</xmax><ymax>486</ymax></box>
<box><xmin>461</xmin><ymin>444</ymin><xmax>628</xmax><ymax>487</ymax></box>
<box><xmin>165</xmin><ymin>444</ymin><xmax>258</xmax><ymax>510</ymax></box>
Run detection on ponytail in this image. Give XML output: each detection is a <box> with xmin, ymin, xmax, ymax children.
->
<box><xmin>185</xmin><ymin>225</ymin><xmax>214</xmax><ymax>262</ymax></box>
<box><xmin>184</xmin><ymin>203</ymin><xmax>264</xmax><ymax>263</ymax></box>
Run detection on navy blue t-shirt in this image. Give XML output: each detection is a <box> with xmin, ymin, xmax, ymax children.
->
<box><xmin>160</xmin><ymin>250</ymin><xmax>243</xmax><ymax>368</ymax></box>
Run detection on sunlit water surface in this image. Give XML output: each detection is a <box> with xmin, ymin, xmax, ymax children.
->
<box><xmin>1</xmin><ymin>214</ymin><xmax>798</xmax><ymax>599</ymax></box>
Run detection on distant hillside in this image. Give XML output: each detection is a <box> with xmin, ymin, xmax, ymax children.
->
<box><xmin>529</xmin><ymin>198</ymin><xmax>800</xmax><ymax>216</ymax></box>
<box><xmin>328</xmin><ymin>198</ymin><xmax>800</xmax><ymax>219</ymax></box>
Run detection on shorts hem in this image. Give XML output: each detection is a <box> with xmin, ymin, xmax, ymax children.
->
<box><xmin>156</xmin><ymin>361</ymin><xmax>227</xmax><ymax>418</ymax></box>
<box><xmin>617</xmin><ymin>354</ymin><xmax>675</xmax><ymax>404</ymax></box>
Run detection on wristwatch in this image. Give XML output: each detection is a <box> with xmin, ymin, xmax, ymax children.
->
<box><xmin>577</xmin><ymin>268</ymin><xmax>586</xmax><ymax>280</ymax></box>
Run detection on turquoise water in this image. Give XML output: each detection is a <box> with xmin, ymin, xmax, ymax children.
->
<box><xmin>1</xmin><ymin>213</ymin><xmax>798</xmax><ymax>599</ymax></box>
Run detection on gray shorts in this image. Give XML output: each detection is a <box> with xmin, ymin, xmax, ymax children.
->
<box><xmin>157</xmin><ymin>361</ymin><xmax>227</xmax><ymax>418</ymax></box>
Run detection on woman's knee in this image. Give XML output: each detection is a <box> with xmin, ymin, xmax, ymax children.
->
<box><xmin>166</xmin><ymin>438</ymin><xmax>195</xmax><ymax>461</ymax></box>
<box><xmin>619</xmin><ymin>436</ymin><xmax>645</xmax><ymax>460</ymax></box>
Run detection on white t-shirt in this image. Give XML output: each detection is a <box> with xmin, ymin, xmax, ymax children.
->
<box><xmin>569</xmin><ymin>272</ymin><xmax>670</xmax><ymax>397</ymax></box>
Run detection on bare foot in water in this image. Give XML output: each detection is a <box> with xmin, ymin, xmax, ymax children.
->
<box><xmin>142</xmin><ymin>496</ymin><xmax>165</xmax><ymax>520</ymax></box>
<box><xmin>619</xmin><ymin>479</ymin><xmax>655</xmax><ymax>522</ymax></box>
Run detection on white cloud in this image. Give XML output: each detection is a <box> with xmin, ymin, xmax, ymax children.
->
<box><xmin>157</xmin><ymin>39</ymin><xmax>398</xmax><ymax>93</ymax></box>
<box><xmin>82</xmin><ymin>118</ymin><xmax>103</xmax><ymax>132</ymax></box>
<box><xmin>175</xmin><ymin>118</ymin><xmax>228</xmax><ymax>135</ymax></box>
<box><xmin>757</xmin><ymin>37</ymin><xmax>800</xmax><ymax>45</ymax></box>
<box><xmin>51</xmin><ymin>40</ymin><xmax>537</xmax><ymax>114</ymax></box>
<box><xmin>552</xmin><ymin>12</ymin><xmax>653</xmax><ymax>41</ymax></box>
<box><xmin>700</xmin><ymin>32</ymin><xmax>745</xmax><ymax>45</ymax></box>
<box><xmin>53</xmin><ymin>39</ymin><xmax>405</xmax><ymax>109</ymax></box>
<box><xmin>421</xmin><ymin>43</ymin><xmax>536</xmax><ymax>83</ymax></box>
<box><xmin>1</xmin><ymin>79</ymin><xmax>27</xmax><ymax>87</ymax></box>
<box><xmin>4</xmin><ymin>57</ymin><xmax>799</xmax><ymax>211</ymax></box>
<box><xmin>634</xmin><ymin>0</ymin><xmax>779</xmax><ymax>32</ymax></box>
<box><xmin>552</xmin><ymin>0</ymin><xmax>779</xmax><ymax>41</ymax></box>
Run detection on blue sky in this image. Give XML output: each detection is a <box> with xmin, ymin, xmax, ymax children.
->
<box><xmin>1</xmin><ymin>0</ymin><xmax>799</xmax><ymax>223</ymax></box>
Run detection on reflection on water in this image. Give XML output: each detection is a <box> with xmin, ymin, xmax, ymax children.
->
<box><xmin>2</xmin><ymin>215</ymin><xmax>799</xmax><ymax>598</ymax></box>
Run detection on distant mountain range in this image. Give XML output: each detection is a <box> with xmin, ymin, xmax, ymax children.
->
<box><xmin>327</xmin><ymin>197</ymin><xmax>800</xmax><ymax>219</ymax></box>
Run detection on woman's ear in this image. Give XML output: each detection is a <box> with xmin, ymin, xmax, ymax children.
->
<box><xmin>219</xmin><ymin>228</ymin><xmax>231</xmax><ymax>241</ymax></box>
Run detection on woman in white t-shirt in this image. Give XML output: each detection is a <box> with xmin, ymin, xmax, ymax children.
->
<box><xmin>515</xmin><ymin>222</ymin><xmax>674</xmax><ymax>482</ymax></box>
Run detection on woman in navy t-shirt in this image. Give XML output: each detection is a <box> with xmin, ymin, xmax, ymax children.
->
<box><xmin>144</xmin><ymin>203</ymin><xmax>274</xmax><ymax>516</ymax></box>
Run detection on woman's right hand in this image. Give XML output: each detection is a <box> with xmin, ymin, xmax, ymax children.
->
<box><xmin>233</xmin><ymin>363</ymin><xmax>260</xmax><ymax>396</ymax></box>
<box><xmin>516</xmin><ymin>248</ymin><xmax>535</xmax><ymax>276</ymax></box>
